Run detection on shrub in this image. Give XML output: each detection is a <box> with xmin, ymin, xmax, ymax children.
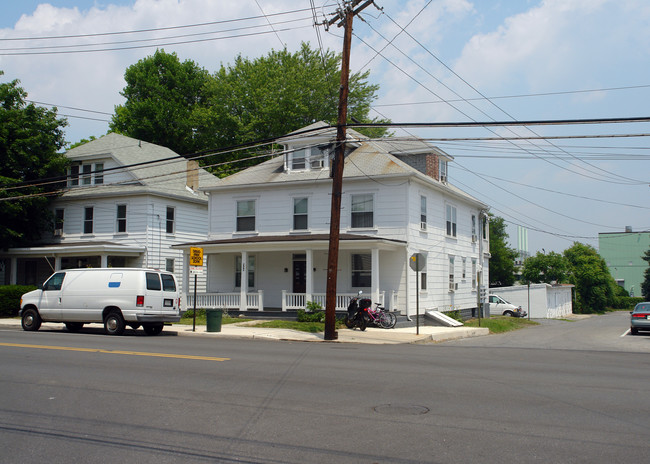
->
<box><xmin>297</xmin><ymin>308</ymin><xmax>326</xmax><ymax>322</ymax></box>
<box><xmin>0</xmin><ymin>285</ymin><xmax>37</xmax><ymax>317</ymax></box>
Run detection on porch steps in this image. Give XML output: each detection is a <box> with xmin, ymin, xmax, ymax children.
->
<box><xmin>424</xmin><ymin>310</ymin><xmax>464</xmax><ymax>327</ymax></box>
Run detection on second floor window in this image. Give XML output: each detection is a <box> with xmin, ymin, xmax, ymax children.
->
<box><xmin>293</xmin><ymin>197</ymin><xmax>308</xmax><ymax>230</ymax></box>
<box><xmin>446</xmin><ymin>204</ymin><xmax>457</xmax><ymax>237</ymax></box>
<box><xmin>83</xmin><ymin>207</ymin><xmax>93</xmax><ymax>234</ymax></box>
<box><xmin>351</xmin><ymin>194</ymin><xmax>373</xmax><ymax>229</ymax></box>
<box><xmin>54</xmin><ymin>208</ymin><xmax>64</xmax><ymax>235</ymax></box>
<box><xmin>166</xmin><ymin>207</ymin><xmax>175</xmax><ymax>234</ymax></box>
<box><xmin>420</xmin><ymin>195</ymin><xmax>427</xmax><ymax>230</ymax></box>
<box><xmin>68</xmin><ymin>163</ymin><xmax>104</xmax><ymax>187</ymax></box>
<box><xmin>291</xmin><ymin>149</ymin><xmax>306</xmax><ymax>170</ymax></box>
<box><xmin>236</xmin><ymin>200</ymin><xmax>256</xmax><ymax>232</ymax></box>
<box><xmin>116</xmin><ymin>204</ymin><xmax>127</xmax><ymax>233</ymax></box>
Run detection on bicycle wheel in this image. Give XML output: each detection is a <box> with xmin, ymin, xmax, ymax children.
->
<box><xmin>378</xmin><ymin>312</ymin><xmax>391</xmax><ymax>329</ymax></box>
<box><xmin>384</xmin><ymin>312</ymin><xmax>397</xmax><ymax>329</ymax></box>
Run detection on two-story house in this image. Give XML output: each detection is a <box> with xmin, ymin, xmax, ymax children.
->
<box><xmin>176</xmin><ymin>122</ymin><xmax>490</xmax><ymax>318</ymax></box>
<box><xmin>0</xmin><ymin>133</ymin><xmax>219</xmax><ymax>291</ymax></box>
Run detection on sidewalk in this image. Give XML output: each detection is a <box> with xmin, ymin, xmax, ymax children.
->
<box><xmin>0</xmin><ymin>318</ymin><xmax>489</xmax><ymax>345</ymax></box>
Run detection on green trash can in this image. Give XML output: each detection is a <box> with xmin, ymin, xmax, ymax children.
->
<box><xmin>206</xmin><ymin>309</ymin><xmax>222</xmax><ymax>332</ymax></box>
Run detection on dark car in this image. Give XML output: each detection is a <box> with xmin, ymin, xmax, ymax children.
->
<box><xmin>630</xmin><ymin>302</ymin><xmax>650</xmax><ymax>335</ymax></box>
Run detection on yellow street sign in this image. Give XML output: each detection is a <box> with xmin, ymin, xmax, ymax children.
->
<box><xmin>190</xmin><ymin>247</ymin><xmax>204</xmax><ymax>266</ymax></box>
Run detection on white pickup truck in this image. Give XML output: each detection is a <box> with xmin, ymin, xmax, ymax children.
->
<box><xmin>488</xmin><ymin>294</ymin><xmax>527</xmax><ymax>317</ymax></box>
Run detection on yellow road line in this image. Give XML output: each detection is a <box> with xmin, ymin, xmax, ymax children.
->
<box><xmin>0</xmin><ymin>342</ymin><xmax>229</xmax><ymax>362</ymax></box>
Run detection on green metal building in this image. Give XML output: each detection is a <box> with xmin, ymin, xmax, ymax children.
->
<box><xmin>598</xmin><ymin>228</ymin><xmax>650</xmax><ymax>297</ymax></box>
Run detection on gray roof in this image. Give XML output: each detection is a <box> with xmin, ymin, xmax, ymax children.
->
<box><xmin>63</xmin><ymin>133</ymin><xmax>220</xmax><ymax>203</ymax></box>
<box><xmin>204</xmin><ymin>125</ymin><xmax>486</xmax><ymax>208</ymax></box>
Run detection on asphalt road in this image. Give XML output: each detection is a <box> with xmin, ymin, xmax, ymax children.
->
<box><xmin>1</xmin><ymin>311</ymin><xmax>648</xmax><ymax>463</ymax></box>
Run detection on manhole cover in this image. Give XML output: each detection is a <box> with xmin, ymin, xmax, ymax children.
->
<box><xmin>373</xmin><ymin>404</ymin><xmax>430</xmax><ymax>416</ymax></box>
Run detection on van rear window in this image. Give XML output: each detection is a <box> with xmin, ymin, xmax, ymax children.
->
<box><xmin>146</xmin><ymin>272</ymin><xmax>161</xmax><ymax>291</ymax></box>
<box><xmin>161</xmin><ymin>274</ymin><xmax>176</xmax><ymax>292</ymax></box>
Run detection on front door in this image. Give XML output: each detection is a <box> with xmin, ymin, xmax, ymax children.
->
<box><xmin>293</xmin><ymin>259</ymin><xmax>306</xmax><ymax>294</ymax></box>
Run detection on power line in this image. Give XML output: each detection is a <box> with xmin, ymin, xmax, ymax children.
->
<box><xmin>0</xmin><ymin>8</ymin><xmax>315</xmax><ymax>41</ymax></box>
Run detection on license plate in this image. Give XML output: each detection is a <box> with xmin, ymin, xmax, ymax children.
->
<box><xmin>647</xmin><ymin>315</ymin><xmax>650</xmax><ymax>320</ymax></box>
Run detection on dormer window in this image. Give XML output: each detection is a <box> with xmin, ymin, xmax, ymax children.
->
<box><xmin>68</xmin><ymin>162</ymin><xmax>106</xmax><ymax>187</ymax></box>
<box><xmin>286</xmin><ymin>145</ymin><xmax>331</xmax><ymax>172</ymax></box>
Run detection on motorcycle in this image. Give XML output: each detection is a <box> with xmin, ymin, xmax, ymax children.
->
<box><xmin>345</xmin><ymin>291</ymin><xmax>371</xmax><ymax>331</ymax></box>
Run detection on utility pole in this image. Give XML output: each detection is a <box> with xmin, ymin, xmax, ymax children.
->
<box><xmin>323</xmin><ymin>0</ymin><xmax>374</xmax><ymax>341</ymax></box>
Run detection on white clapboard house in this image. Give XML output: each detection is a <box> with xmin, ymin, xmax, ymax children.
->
<box><xmin>176</xmin><ymin>122</ymin><xmax>490</xmax><ymax>318</ymax></box>
<box><xmin>0</xmin><ymin>133</ymin><xmax>219</xmax><ymax>291</ymax></box>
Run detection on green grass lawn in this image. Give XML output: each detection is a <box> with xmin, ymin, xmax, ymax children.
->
<box><xmin>464</xmin><ymin>316</ymin><xmax>539</xmax><ymax>333</ymax></box>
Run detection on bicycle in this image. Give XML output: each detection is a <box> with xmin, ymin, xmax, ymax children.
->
<box><xmin>366</xmin><ymin>303</ymin><xmax>397</xmax><ymax>329</ymax></box>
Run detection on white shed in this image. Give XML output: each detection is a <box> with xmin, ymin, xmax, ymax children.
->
<box><xmin>489</xmin><ymin>283</ymin><xmax>573</xmax><ymax>318</ymax></box>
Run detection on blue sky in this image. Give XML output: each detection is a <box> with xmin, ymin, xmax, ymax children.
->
<box><xmin>1</xmin><ymin>0</ymin><xmax>648</xmax><ymax>255</ymax></box>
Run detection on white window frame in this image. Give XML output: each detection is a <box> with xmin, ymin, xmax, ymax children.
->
<box><xmin>236</xmin><ymin>199</ymin><xmax>256</xmax><ymax>232</ymax></box>
<box><xmin>440</xmin><ymin>159</ymin><xmax>448</xmax><ymax>182</ymax></box>
<box><xmin>166</xmin><ymin>206</ymin><xmax>175</xmax><ymax>234</ymax></box>
<box><xmin>472</xmin><ymin>258</ymin><xmax>477</xmax><ymax>289</ymax></box>
<box><xmin>351</xmin><ymin>253</ymin><xmax>371</xmax><ymax>288</ymax></box>
<box><xmin>116</xmin><ymin>204</ymin><xmax>127</xmax><ymax>234</ymax></box>
<box><xmin>54</xmin><ymin>208</ymin><xmax>64</xmax><ymax>236</ymax></box>
<box><xmin>94</xmin><ymin>163</ymin><xmax>104</xmax><ymax>185</ymax></box>
<box><xmin>83</xmin><ymin>206</ymin><xmax>94</xmax><ymax>235</ymax></box>
<box><xmin>351</xmin><ymin>193</ymin><xmax>374</xmax><ymax>229</ymax></box>
<box><xmin>446</xmin><ymin>204</ymin><xmax>457</xmax><ymax>237</ymax></box>
<box><xmin>449</xmin><ymin>256</ymin><xmax>455</xmax><ymax>292</ymax></box>
<box><xmin>420</xmin><ymin>195</ymin><xmax>427</xmax><ymax>230</ymax></box>
<box><xmin>235</xmin><ymin>255</ymin><xmax>256</xmax><ymax>288</ymax></box>
<box><xmin>293</xmin><ymin>197</ymin><xmax>308</xmax><ymax>231</ymax></box>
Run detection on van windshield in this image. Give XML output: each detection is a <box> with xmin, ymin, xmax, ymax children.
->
<box><xmin>161</xmin><ymin>274</ymin><xmax>176</xmax><ymax>292</ymax></box>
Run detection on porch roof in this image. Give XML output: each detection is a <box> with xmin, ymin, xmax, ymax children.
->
<box><xmin>1</xmin><ymin>241</ymin><xmax>146</xmax><ymax>257</ymax></box>
<box><xmin>173</xmin><ymin>233</ymin><xmax>406</xmax><ymax>252</ymax></box>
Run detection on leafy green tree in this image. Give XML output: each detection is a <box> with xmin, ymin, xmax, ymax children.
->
<box><xmin>193</xmin><ymin>42</ymin><xmax>389</xmax><ymax>173</ymax></box>
<box><xmin>521</xmin><ymin>251</ymin><xmax>569</xmax><ymax>284</ymax></box>
<box><xmin>488</xmin><ymin>215</ymin><xmax>517</xmax><ymax>287</ymax></box>
<box><xmin>0</xmin><ymin>72</ymin><xmax>68</xmax><ymax>248</ymax></box>
<box><xmin>110</xmin><ymin>49</ymin><xmax>211</xmax><ymax>155</ymax></box>
<box><xmin>641</xmin><ymin>248</ymin><xmax>650</xmax><ymax>299</ymax></box>
<box><xmin>563</xmin><ymin>242</ymin><xmax>617</xmax><ymax>313</ymax></box>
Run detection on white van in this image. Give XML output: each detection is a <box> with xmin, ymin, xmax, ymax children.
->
<box><xmin>20</xmin><ymin>268</ymin><xmax>183</xmax><ymax>336</ymax></box>
<box><xmin>488</xmin><ymin>294</ymin><xmax>527</xmax><ymax>318</ymax></box>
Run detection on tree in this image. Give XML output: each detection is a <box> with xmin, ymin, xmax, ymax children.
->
<box><xmin>488</xmin><ymin>215</ymin><xmax>517</xmax><ymax>287</ymax></box>
<box><xmin>563</xmin><ymin>242</ymin><xmax>617</xmax><ymax>313</ymax></box>
<box><xmin>192</xmin><ymin>42</ymin><xmax>389</xmax><ymax>174</ymax></box>
<box><xmin>0</xmin><ymin>72</ymin><xmax>68</xmax><ymax>248</ymax></box>
<box><xmin>641</xmin><ymin>248</ymin><xmax>650</xmax><ymax>299</ymax></box>
<box><xmin>521</xmin><ymin>251</ymin><xmax>569</xmax><ymax>284</ymax></box>
<box><xmin>110</xmin><ymin>49</ymin><xmax>211</xmax><ymax>155</ymax></box>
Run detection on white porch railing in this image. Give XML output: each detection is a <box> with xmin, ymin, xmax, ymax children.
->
<box><xmin>281</xmin><ymin>290</ymin><xmax>397</xmax><ymax>312</ymax></box>
<box><xmin>187</xmin><ymin>290</ymin><xmax>264</xmax><ymax>311</ymax></box>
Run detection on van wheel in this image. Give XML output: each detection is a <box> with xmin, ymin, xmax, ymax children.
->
<box><xmin>143</xmin><ymin>323</ymin><xmax>164</xmax><ymax>336</ymax></box>
<box><xmin>104</xmin><ymin>311</ymin><xmax>125</xmax><ymax>336</ymax></box>
<box><xmin>503</xmin><ymin>311</ymin><xmax>514</xmax><ymax>317</ymax></box>
<box><xmin>65</xmin><ymin>322</ymin><xmax>84</xmax><ymax>332</ymax></box>
<box><xmin>21</xmin><ymin>308</ymin><xmax>42</xmax><ymax>331</ymax></box>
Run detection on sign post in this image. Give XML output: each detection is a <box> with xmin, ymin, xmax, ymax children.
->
<box><xmin>409</xmin><ymin>253</ymin><xmax>426</xmax><ymax>335</ymax></box>
<box><xmin>189</xmin><ymin>247</ymin><xmax>204</xmax><ymax>332</ymax></box>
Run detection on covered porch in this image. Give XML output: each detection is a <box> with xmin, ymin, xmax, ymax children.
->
<box><xmin>177</xmin><ymin>234</ymin><xmax>406</xmax><ymax>313</ymax></box>
<box><xmin>0</xmin><ymin>242</ymin><xmax>145</xmax><ymax>285</ymax></box>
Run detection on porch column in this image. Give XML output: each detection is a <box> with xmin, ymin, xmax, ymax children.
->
<box><xmin>182</xmin><ymin>250</ymin><xmax>190</xmax><ymax>306</ymax></box>
<box><xmin>305</xmin><ymin>249</ymin><xmax>313</xmax><ymax>303</ymax></box>
<box><xmin>371</xmin><ymin>248</ymin><xmax>380</xmax><ymax>305</ymax></box>
<box><xmin>240</xmin><ymin>251</ymin><xmax>248</xmax><ymax>311</ymax></box>
<box><xmin>100</xmin><ymin>255</ymin><xmax>108</xmax><ymax>267</ymax></box>
<box><xmin>54</xmin><ymin>256</ymin><xmax>62</xmax><ymax>270</ymax></box>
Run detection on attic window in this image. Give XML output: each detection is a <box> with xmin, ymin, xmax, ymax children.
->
<box><xmin>287</xmin><ymin>145</ymin><xmax>330</xmax><ymax>172</ymax></box>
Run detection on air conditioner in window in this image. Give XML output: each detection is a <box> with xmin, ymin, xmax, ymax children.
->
<box><xmin>472</xmin><ymin>234</ymin><xmax>477</xmax><ymax>242</ymax></box>
<box><xmin>310</xmin><ymin>159</ymin><xmax>324</xmax><ymax>169</ymax></box>
<box><xmin>53</xmin><ymin>230</ymin><xmax>62</xmax><ymax>237</ymax></box>
<box><xmin>449</xmin><ymin>282</ymin><xmax>456</xmax><ymax>292</ymax></box>
<box><xmin>440</xmin><ymin>175</ymin><xmax>447</xmax><ymax>183</ymax></box>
